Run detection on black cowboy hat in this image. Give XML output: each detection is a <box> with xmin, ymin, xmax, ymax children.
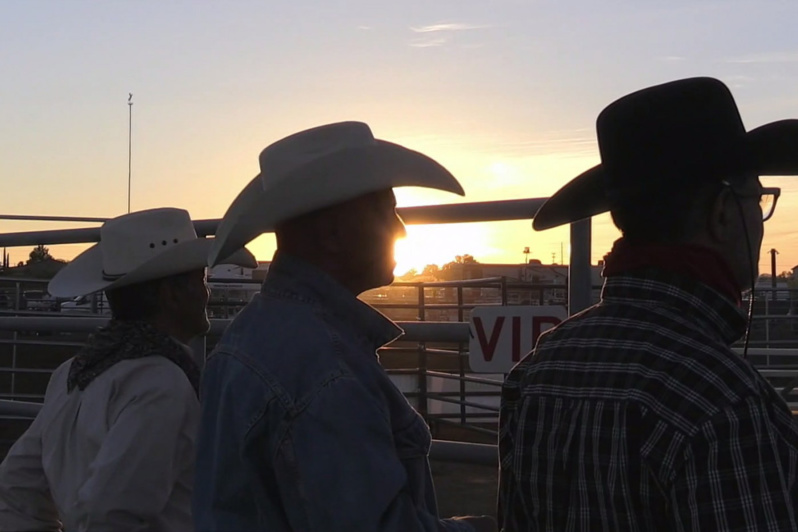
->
<box><xmin>532</xmin><ymin>77</ymin><xmax>798</xmax><ymax>231</ymax></box>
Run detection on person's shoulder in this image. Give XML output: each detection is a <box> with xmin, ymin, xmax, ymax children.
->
<box><xmin>210</xmin><ymin>297</ymin><xmax>355</xmax><ymax>407</ymax></box>
<box><xmin>522</xmin><ymin>300</ymin><xmax>760</xmax><ymax>417</ymax></box>
<box><xmin>687</xmin><ymin>391</ymin><xmax>798</xmax><ymax>449</ymax></box>
<box><xmin>219</xmin><ymin>293</ymin><xmax>339</xmax><ymax>360</ymax></box>
<box><xmin>45</xmin><ymin>358</ymin><xmax>74</xmax><ymax>390</ymax></box>
<box><xmin>109</xmin><ymin>356</ymin><xmax>197</xmax><ymax>401</ymax></box>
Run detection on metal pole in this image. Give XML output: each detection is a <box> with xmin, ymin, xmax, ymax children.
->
<box><xmin>765</xmin><ymin>293</ymin><xmax>770</xmax><ymax>348</ymax></box>
<box><xmin>417</xmin><ymin>284</ymin><xmax>428</xmax><ymax>420</ymax></box>
<box><xmin>769</xmin><ymin>249</ymin><xmax>778</xmax><ymax>350</ymax></box>
<box><xmin>0</xmin><ymin>214</ymin><xmax>108</xmax><ymax>223</ymax></box>
<box><xmin>428</xmin><ymin>440</ymin><xmax>497</xmax><ymax>466</ymax></box>
<box><xmin>771</xmin><ymin>249</ymin><xmax>778</xmax><ymax>288</ymax></box>
<box><xmin>0</xmin><ymin>197</ymin><xmax>551</xmax><ymax>246</ymax></box>
<box><xmin>457</xmin><ymin>286</ymin><xmax>466</xmax><ymax>425</ymax></box>
<box><xmin>128</xmin><ymin>93</ymin><xmax>133</xmax><ymax>214</ymax></box>
<box><xmin>568</xmin><ymin>219</ymin><xmax>592</xmax><ymax>315</ymax></box>
<box><xmin>10</xmin><ymin>331</ymin><xmax>17</xmax><ymax>398</ymax></box>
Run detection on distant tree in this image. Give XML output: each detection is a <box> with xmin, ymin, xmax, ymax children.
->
<box><xmin>778</xmin><ymin>270</ymin><xmax>798</xmax><ymax>289</ymax></box>
<box><xmin>421</xmin><ymin>264</ymin><xmax>441</xmax><ymax>277</ymax></box>
<box><xmin>16</xmin><ymin>261</ymin><xmax>23</xmax><ymax>268</ymax></box>
<box><xmin>28</xmin><ymin>245</ymin><xmax>53</xmax><ymax>264</ymax></box>
<box><xmin>398</xmin><ymin>268</ymin><xmax>418</xmax><ymax>280</ymax></box>
<box><xmin>443</xmin><ymin>254</ymin><xmax>479</xmax><ymax>268</ymax></box>
<box><xmin>441</xmin><ymin>254</ymin><xmax>481</xmax><ymax>281</ymax></box>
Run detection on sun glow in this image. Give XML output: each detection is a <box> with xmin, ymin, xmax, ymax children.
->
<box><xmin>393</xmin><ymin>224</ymin><xmax>496</xmax><ymax>276</ymax></box>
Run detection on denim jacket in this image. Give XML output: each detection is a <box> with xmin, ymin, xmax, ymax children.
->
<box><xmin>194</xmin><ymin>253</ymin><xmax>474</xmax><ymax>531</ymax></box>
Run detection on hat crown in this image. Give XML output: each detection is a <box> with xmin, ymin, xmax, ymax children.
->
<box><xmin>532</xmin><ymin>76</ymin><xmax>798</xmax><ymax>231</ymax></box>
<box><xmin>597</xmin><ymin>77</ymin><xmax>750</xmax><ymax>197</ymax></box>
<box><xmin>100</xmin><ymin>208</ymin><xmax>198</xmax><ymax>278</ymax></box>
<box><xmin>207</xmin><ymin>121</ymin><xmax>465</xmax><ymax>266</ymax></box>
<box><xmin>258</xmin><ymin>121</ymin><xmax>378</xmax><ymax>188</ymax></box>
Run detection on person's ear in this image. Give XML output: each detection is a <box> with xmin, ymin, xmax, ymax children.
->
<box><xmin>158</xmin><ymin>279</ymin><xmax>182</xmax><ymax>313</ymax></box>
<box><xmin>706</xmin><ymin>187</ymin><xmax>736</xmax><ymax>243</ymax></box>
<box><xmin>318</xmin><ymin>206</ymin><xmax>356</xmax><ymax>254</ymax></box>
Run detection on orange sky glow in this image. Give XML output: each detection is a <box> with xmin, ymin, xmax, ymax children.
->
<box><xmin>2</xmin><ymin>1</ymin><xmax>798</xmax><ymax>279</ymax></box>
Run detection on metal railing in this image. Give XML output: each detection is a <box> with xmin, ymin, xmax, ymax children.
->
<box><xmin>4</xmin><ymin>291</ymin><xmax>798</xmax><ymax>466</ymax></box>
<box><xmin>0</xmin><ymin>196</ymin><xmax>594</xmax><ymax>467</ymax></box>
<box><xmin>0</xmin><ymin>197</ymin><xmax>595</xmax><ymax>316</ymax></box>
<box><xmin>4</xmin><ymin>304</ymin><xmax>798</xmax><ymax>404</ymax></box>
<box><xmin>3</xmin><ymin>197</ymin><xmax>798</xmax><ymax>465</ymax></box>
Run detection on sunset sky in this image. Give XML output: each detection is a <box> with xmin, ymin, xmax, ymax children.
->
<box><xmin>2</xmin><ymin>1</ymin><xmax>798</xmax><ymax>276</ymax></box>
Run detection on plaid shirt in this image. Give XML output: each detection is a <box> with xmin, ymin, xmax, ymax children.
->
<box><xmin>499</xmin><ymin>268</ymin><xmax>798</xmax><ymax>532</ymax></box>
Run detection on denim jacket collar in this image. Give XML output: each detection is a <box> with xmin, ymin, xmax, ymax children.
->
<box><xmin>264</xmin><ymin>251</ymin><xmax>403</xmax><ymax>350</ymax></box>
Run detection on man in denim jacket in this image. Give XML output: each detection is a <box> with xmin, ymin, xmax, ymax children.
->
<box><xmin>195</xmin><ymin>122</ymin><xmax>496</xmax><ymax>532</ymax></box>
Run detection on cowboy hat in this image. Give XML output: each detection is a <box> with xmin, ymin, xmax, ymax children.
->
<box><xmin>49</xmin><ymin>208</ymin><xmax>258</xmax><ymax>298</ymax></box>
<box><xmin>208</xmin><ymin>121</ymin><xmax>465</xmax><ymax>266</ymax></box>
<box><xmin>532</xmin><ymin>77</ymin><xmax>798</xmax><ymax>231</ymax></box>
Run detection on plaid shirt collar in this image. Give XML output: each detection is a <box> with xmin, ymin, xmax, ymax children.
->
<box><xmin>601</xmin><ymin>267</ymin><xmax>747</xmax><ymax>346</ymax></box>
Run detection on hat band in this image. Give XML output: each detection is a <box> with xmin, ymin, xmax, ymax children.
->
<box><xmin>102</xmin><ymin>270</ymin><xmax>125</xmax><ymax>281</ymax></box>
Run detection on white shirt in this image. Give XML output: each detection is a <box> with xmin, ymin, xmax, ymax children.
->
<box><xmin>0</xmin><ymin>356</ymin><xmax>199</xmax><ymax>532</ymax></box>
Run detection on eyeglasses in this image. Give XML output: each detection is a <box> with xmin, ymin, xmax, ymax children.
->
<box><xmin>759</xmin><ymin>187</ymin><xmax>781</xmax><ymax>222</ymax></box>
<box><xmin>721</xmin><ymin>181</ymin><xmax>781</xmax><ymax>222</ymax></box>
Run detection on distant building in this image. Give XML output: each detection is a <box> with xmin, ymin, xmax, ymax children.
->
<box><xmin>426</xmin><ymin>259</ymin><xmax>605</xmax><ymax>307</ymax></box>
<box><xmin>759</xmin><ymin>274</ymin><xmax>791</xmax><ymax>301</ymax></box>
<box><xmin>209</xmin><ymin>261</ymin><xmax>270</xmax><ymax>281</ymax></box>
<box><xmin>3</xmin><ymin>258</ymin><xmax>67</xmax><ymax>280</ymax></box>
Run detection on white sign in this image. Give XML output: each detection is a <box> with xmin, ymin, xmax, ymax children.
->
<box><xmin>468</xmin><ymin>306</ymin><xmax>567</xmax><ymax>373</ymax></box>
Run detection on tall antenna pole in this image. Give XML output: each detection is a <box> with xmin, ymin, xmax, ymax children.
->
<box><xmin>127</xmin><ymin>93</ymin><xmax>133</xmax><ymax>213</ymax></box>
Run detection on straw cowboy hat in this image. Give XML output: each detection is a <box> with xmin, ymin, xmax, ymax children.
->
<box><xmin>49</xmin><ymin>208</ymin><xmax>258</xmax><ymax>298</ymax></box>
<box><xmin>208</xmin><ymin>121</ymin><xmax>465</xmax><ymax>266</ymax></box>
<box><xmin>532</xmin><ymin>77</ymin><xmax>798</xmax><ymax>231</ymax></box>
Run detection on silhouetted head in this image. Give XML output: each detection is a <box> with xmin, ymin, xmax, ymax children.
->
<box><xmin>276</xmin><ymin>188</ymin><xmax>407</xmax><ymax>294</ymax></box>
<box><xmin>105</xmin><ymin>268</ymin><xmax>211</xmax><ymax>343</ymax></box>
<box><xmin>533</xmin><ymin>77</ymin><xmax>797</xmax><ymax>290</ymax></box>
<box><xmin>48</xmin><ymin>208</ymin><xmax>255</xmax><ymax>342</ymax></box>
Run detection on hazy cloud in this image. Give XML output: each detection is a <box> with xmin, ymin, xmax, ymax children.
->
<box><xmin>399</xmin><ymin>129</ymin><xmax>598</xmax><ymax>159</ymax></box>
<box><xmin>409</xmin><ymin>22</ymin><xmax>488</xmax><ymax>48</ymax></box>
<box><xmin>722</xmin><ymin>74</ymin><xmax>757</xmax><ymax>88</ymax></box>
<box><xmin>410</xmin><ymin>23</ymin><xmax>488</xmax><ymax>33</ymax></box>
<box><xmin>493</xmin><ymin>131</ymin><xmax>597</xmax><ymax>158</ymax></box>
<box><xmin>726</xmin><ymin>51</ymin><xmax>798</xmax><ymax>64</ymax></box>
<box><xmin>410</xmin><ymin>37</ymin><xmax>449</xmax><ymax>48</ymax></box>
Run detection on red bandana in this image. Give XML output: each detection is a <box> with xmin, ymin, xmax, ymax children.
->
<box><xmin>602</xmin><ymin>238</ymin><xmax>742</xmax><ymax>306</ymax></box>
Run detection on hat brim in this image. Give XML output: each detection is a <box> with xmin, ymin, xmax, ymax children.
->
<box><xmin>208</xmin><ymin>140</ymin><xmax>465</xmax><ymax>266</ymax></box>
<box><xmin>532</xmin><ymin>119</ymin><xmax>798</xmax><ymax>231</ymax></box>
<box><xmin>49</xmin><ymin>239</ymin><xmax>257</xmax><ymax>298</ymax></box>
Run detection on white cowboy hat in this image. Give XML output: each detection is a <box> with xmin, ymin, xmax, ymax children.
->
<box><xmin>49</xmin><ymin>208</ymin><xmax>258</xmax><ymax>298</ymax></box>
<box><xmin>208</xmin><ymin>121</ymin><xmax>465</xmax><ymax>266</ymax></box>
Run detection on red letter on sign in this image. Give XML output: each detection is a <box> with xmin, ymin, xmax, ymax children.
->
<box><xmin>511</xmin><ymin>316</ymin><xmax>522</xmax><ymax>362</ymax></box>
<box><xmin>472</xmin><ymin>316</ymin><xmax>505</xmax><ymax>362</ymax></box>
<box><xmin>533</xmin><ymin>316</ymin><xmax>561</xmax><ymax>346</ymax></box>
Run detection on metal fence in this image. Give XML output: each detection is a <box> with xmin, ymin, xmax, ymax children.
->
<box><xmin>4</xmin><ymin>288</ymin><xmax>798</xmax><ymax>414</ymax></box>
<box><xmin>0</xmin><ymin>197</ymin><xmax>586</xmax><ymax>465</ymax></box>
<box><xmin>3</xmin><ymin>197</ymin><xmax>798</xmax><ymax>466</ymax></box>
<box><xmin>3</xmin><ymin>288</ymin><xmax>798</xmax><ymax>468</ymax></box>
